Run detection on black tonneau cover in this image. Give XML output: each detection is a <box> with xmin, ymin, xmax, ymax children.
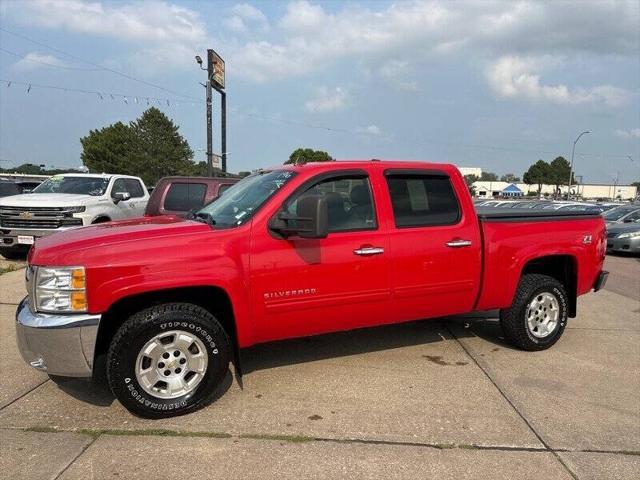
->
<box><xmin>477</xmin><ymin>208</ymin><xmax>601</xmax><ymax>222</ymax></box>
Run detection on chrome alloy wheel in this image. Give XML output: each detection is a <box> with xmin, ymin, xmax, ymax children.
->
<box><xmin>526</xmin><ymin>292</ymin><xmax>560</xmax><ymax>338</ymax></box>
<box><xmin>135</xmin><ymin>330</ymin><xmax>208</xmax><ymax>399</ymax></box>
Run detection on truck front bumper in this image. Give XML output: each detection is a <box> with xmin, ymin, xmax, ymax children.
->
<box><xmin>1</xmin><ymin>227</ymin><xmax>78</xmax><ymax>250</ymax></box>
<box><xmin>16</xmin><ymin>297</ymin><xmax>101</xmax><ymax>377</ymax></box>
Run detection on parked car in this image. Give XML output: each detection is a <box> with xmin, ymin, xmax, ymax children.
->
<box><xmin>144</xmin><ymin>176</ymin><xmax>239</xmax><ymax>217</ymax></box>
<box><xmin>0</xmin><ymin>179</ymin><xmax>21</xmax><ymax>198</ymax></box>
<box><xmin>0</xmin><ymin>173</ymin><xmax>148</xmax><ymax>259</ymax></box>
<box><xmin>602</xmin><ymin>205</ymin><xmax>640</xmax><ymax>225</ymax></box>
<box><xmin>16</xmin><ymin>160</ymin><xmax>607</xmax><ymax>418</ymax></box>
<box><xmin>606</xmin><ymin>221</ymin><xmax>640</xmax><ymax>254</ymax></box>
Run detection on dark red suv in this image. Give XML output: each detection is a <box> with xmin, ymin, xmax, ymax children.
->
<box><xmin>144</xmin><ymin>176</ymin><xmax>239</xmax><ymax>216</ymax></box>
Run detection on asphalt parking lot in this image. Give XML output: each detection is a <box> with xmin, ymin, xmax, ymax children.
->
<box><xmin>0</xmin><ymin>254</ymin><xmax>638</xmax><ymax>479</ymax></box>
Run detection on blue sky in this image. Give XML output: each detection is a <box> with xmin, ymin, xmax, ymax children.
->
<box><xmin>0</xmin><ymin>0</ymin><xmax>638</xmax><ymax>183</ymax></box>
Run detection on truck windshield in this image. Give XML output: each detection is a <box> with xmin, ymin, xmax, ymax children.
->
<box><xmin>32</xmin><ymin>176</ymin><xmax>110</xmax><ymax>196</ymax></box>
<box><xmin>196</xmin><ymin>170</ymin><xmax>296</xmax><ymax>228</ymax></box>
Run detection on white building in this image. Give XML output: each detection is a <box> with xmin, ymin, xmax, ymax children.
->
<box><xmin>473</xmin><ymin>181</ymin><xmax>637</xmax><ymax>200</ymax></box>
<box><xmin>457</xmin><ymin>167</ymin><xmax>482</xmax><ymax>178</ymax></box>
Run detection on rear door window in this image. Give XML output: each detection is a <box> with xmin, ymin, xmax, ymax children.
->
<box><xmin>217</xmin><ymin>183</ymin><xmax>234</xmax><ymax>197</ymax></box>
<box><xmin>164</xmin><ymin>183</ymin><xmax>207</xmax><ymax>212</ymax></box>
<box><xmin>124</xmin><ymin>179</ymin><xmax>145</xmax><ymax>197</ymax></box>
<box><xmin>385</xmin><ymin>174</ymin><xmax>460</xmax><ymax>227</ymax></box>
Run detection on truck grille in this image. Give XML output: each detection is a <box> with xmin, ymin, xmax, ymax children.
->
<box><xmin>0</xmin><ymin>206</ymin><xmax>80</xmax><ymax>230</ymax></box>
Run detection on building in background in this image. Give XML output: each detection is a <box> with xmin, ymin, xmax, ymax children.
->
<box><xmin>457</xmin><ymin>167</ymin><xmax>482</xmax><ymax>178</ymax></box>
<box><xmin>473</xmin><ymin>181</ymin><xmax>637</xmax><ymax>200</ymax></box>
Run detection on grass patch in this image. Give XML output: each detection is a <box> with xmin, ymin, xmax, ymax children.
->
<box><xmin>0</xmin><ymin>265</ymin><xmax>18</xmax><ymax>276</ymax></box>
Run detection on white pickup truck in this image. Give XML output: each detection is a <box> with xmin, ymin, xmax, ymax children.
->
<box><xmin>0</xmin><ymin>173</ymin><xmax>148</xmax><ymax>259</ymax></box>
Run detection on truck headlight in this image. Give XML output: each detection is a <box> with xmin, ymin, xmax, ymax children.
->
<box><xmin>33</xmin><ymin>267</ymin><xmax>87</xmax><ymax>313</ymax></box>
<box><xmin>67</xmin><ymin>206</ymin><xmax>86</xmax><ymax>213</ymax></box>
<box><xmin>617</xmin><ymin>231</ymin><xmax>640</xmax><ymax>239</ymax></box>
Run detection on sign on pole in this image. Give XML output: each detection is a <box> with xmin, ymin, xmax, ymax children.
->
<box><xmin>208</xmin><ymin>49</ymin><xmax>225</xmax><ymax>90</ymax></box>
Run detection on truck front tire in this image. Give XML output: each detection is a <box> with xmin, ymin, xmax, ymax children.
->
<box><xmin>499</xmin><ymin>274</ymin><xmax>568</xmax><ymax>351</ymax></box>
<box><xmin>106</xmin><ymin>303</ymin><xmax>230</xmax><ymax>418</ymax></box>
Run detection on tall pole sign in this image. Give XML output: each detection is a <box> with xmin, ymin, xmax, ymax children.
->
<box><xmin>207</xmin><ymin>49</ymin><xmax>226</xmax><ymax>173</ymax></box>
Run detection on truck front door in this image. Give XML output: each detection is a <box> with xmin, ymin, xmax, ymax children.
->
<box><xmin>383</xmin><ymin>169</ymin><xmax>482</xmax><ymax>320</ymax></box>
<box><xmin>250</xmin><ymin>170</ymin><xmax>391</xmax><ymax>343</ymax></box>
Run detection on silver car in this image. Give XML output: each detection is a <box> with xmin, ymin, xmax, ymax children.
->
<box><xmin>603</xmin><ymin>205</ymin><xmax>640</xmax><ymax>225</ymax></box>
<box><xmin>606</xmin><ymin>222</ymin><xmax>640</xmax><ymax>255</ymax></box>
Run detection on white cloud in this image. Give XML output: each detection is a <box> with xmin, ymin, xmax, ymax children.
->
<box><xmin>485</xmin><ymin>56</ymin><xmax>628</xmax><ymax>107</ymax></box>
<box><xmin>356</xmin><ymin>125</ymin><xmax>383</xmax><ymax>136</ymax></box>
<box><xmin>223</xmin><ymin>3</ymin><xmax>268</xmax><ymax>34</ymax></box>
<box><xmin>615</xmin><ymin>128</ymin><xmax>640</xmax><ymax>139</ymax></box>
<box><xmin>305</xmin><ymin>86</ymin><xmax>348</xmax><ymax>113</ymax></box>
<box><xmin>231</xmin><ymin>0</ymin><xmax>638</xmax><ymax>86</ymax></box>
<box><xmin>13</xmin><ymin>52</ymin><xmax>65</xmax><ymax>71</ymax></box>
<box><xmin>379</xmin><ymin>60</ymin><xmax>420</xmax><ymax>92</ymax></box>
<box><xmin>7</xmin><ymin>0</ymin><xmax>208</xmax><ymax>71</ymax></box>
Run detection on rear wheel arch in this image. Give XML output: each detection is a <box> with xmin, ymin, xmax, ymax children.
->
<box><xmin>94</xmin><ymin>286</ymin><xmax>241</xmax><ymax>375</ymax></box>
<box><xmin>519</xmin><ymin>254</ymin><xmax>578</xmax><ymax>317</ymax></box>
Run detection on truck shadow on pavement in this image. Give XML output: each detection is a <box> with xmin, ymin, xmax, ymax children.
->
<box><xmin>47</xmin><ymin>313</ymin><xmax>511</xmax><ymax>407</ymax></box>
<box><xmin>240</xmin><ymin>313</ymin><xmax>512</xmax><ymax>375</ymax></box>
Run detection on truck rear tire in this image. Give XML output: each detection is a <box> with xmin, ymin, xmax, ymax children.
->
<box><xmin>499</xmin><ymin>274</ymin><xmax>568</xmax><ymax>351</ymax></box>
<box><xmin>106</xmin><ymin>303</ymin><xmax>230</xmax><ymax>418</ymax></box>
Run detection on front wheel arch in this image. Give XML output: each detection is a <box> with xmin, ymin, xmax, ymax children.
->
<box><xmin>94</xmin><ymin>286</ymin><xmax>241</xmax><ymax>378</ymax></box>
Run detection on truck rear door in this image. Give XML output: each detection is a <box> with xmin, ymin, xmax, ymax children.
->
<box><xmin>383</xmin><ymin>169</ymin><xmax>482</xmax><ymax>320</ymax></box>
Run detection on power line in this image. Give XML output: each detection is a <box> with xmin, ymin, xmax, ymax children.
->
<box><xmin>0</xmin><ymin>26</ymin><xmax>200</xmax><ymax>101</ymax></box>
<box><xmin>0</xmin><ymin>79</ymin><xmax>196</xmax><ymax>106</ymax></box>
<box><xmin>0</xmin><ymin>47</ymin><xmax>103</xmax><ymax>71</ymax></box>
<box><xmin>0</xmin><ymin>77</ymin><xmax>635</xmax><ymax>161</ymax></box>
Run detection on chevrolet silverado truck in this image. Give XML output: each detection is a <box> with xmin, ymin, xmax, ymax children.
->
<box><xmin>0</xmin><ymin>173</ymin><xmax>149</xmax><ymax>259</ymax></box>
<box><xmin>16</xmin><ymin>161</ymin><xmax>608</xmax><ymax>418</ymax></box>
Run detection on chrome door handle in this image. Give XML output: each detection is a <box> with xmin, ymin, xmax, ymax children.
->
<box><xmin>446</xmin><ymin>239</ymin><xmax>472</xmax><ymax>248</ymax></box>
<box><xmin>354</xmin><ymin>247</ymin><xmax>385</xmax><ymax>256</ymax></box>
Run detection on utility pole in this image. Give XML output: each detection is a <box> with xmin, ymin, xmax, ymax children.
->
<box><xmin>205</xmin><ymin>75</ymin><xmax>213</xmax><ymax>176</ymax></box>
<box><xmin>568</xmin><ymin>130</ymin><xmax>590</xmax><ymax>200</ymax></box>
<box><xmin>221</xmin><ymin>90</ymin><xmax>227</xmax><ymax>173</ymax></box>
<box><xmin>196</xmin><ymin>49</ymin><xmax>226</xmax><ymax>175</ymax></box>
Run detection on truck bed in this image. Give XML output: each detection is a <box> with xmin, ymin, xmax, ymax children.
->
<box><xmin>476</xmin><ymin>208</ymin><xmax>601</xmax><ymax>222</ymax></box>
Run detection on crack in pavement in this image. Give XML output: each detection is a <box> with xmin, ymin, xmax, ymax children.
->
<box><xmin>4</xmin><ymin>426</ymin><xmax>638</xmax><ymax>457</ymax></box>
<box><xmin>444</xmin><ymin>323</ymin><xmax>581</xmax><ymax>480</ymax></box>
<box><xmin>0</xmin><ymin>379</ymin><xmax>49</xmax><ymax>412</ymax></box>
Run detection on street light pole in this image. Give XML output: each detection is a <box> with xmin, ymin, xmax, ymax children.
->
<box><xmin>205</xmin><ymin>77</ymin><xmax>213</xmax><ymax>177</ymax></box>
<box><xmin>568</xmin><ymin>130</ymin><xmax>590</xmax><ymax>200</ymax></box>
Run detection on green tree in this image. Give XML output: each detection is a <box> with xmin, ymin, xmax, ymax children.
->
<box><xmin>129</xmin><ymin>108</ymin><xmax>194</xmax><ymax>185</ymax></box>
<box><xmin>238</xmin><ymin>171</ymin><xmax>251</xmax><ymax>178</ymax></box>
<box><xmin>81</xmin><ymin>108</ymin><xmax>195</xmax><ymax>185</ymax></box>
<box><xmin>480</xmin><ymin>171</ymin><xmax>498</xmax><ymax>181</ymax></box>
<box><xmin>500</xmin><ymin>173</ymin><xmax>520</xmax><ymax>183</ymax></box>
<box><xmin>80</xmin><ymin>122</ymin><xmax>135</xmax><ymax>176</ymax></box>
<box><xmin>463</xmin><ymin>174</ymin><xmax>479</xmax><ymax>196</ymax></box>
<box><xmin>548</xmin><ymin>156</ymin><xmax>572</xmax><ymax>196</ymax></box>
<box><xmin>523</xmin><ymin>160</ymin><xmax>552</xmax><ymax>196</ymax></box>
<box><xmin>285</xmin><ymin>148</ymin><xmax>333</xmax><ymax>165</ymax></box>
<box><xmin>631</xmin><ymin>181</ymin><xmax>640</xmax><ymax>188</ymax></box>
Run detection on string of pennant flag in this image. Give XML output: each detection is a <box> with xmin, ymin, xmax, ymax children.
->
<box><xmin>0</xmin><ymin>79</ymin><xmax>200</xmax><ymax>107</ymax></box>
<box><xmin>0</xmin><ymin>78</ymin><xmax>634</xmax><ymax>161</ymax></box>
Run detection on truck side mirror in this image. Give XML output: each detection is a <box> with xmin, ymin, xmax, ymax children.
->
<box><xmin>113</xmin><ymin>192</ymin><xmax>131</xmax><ymax>204</ymax></box>
<box><xmin>271</xmin><ymin>194</ymin><xmax>328</xmax><ymax>239</ymax></box>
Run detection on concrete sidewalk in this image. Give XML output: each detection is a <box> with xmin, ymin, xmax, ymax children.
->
<box><xmin>1</xmin><ymin>259</ymin><xmax>638</xmax><ymax>479</ymax></box>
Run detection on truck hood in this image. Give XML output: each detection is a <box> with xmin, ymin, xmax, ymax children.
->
<box><xmin>0</xmin><ymin>193</ymin><xmax>98</xmax><ymax>207</ymax></box>
<box><xmin>29</xmin><ymin>215</ymin><xmax>213</xmax><ymax>266</ymax></box>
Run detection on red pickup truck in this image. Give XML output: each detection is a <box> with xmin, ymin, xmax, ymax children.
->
<box><xmin>17</xmin><ymin>161</ymin><xmax>608</xmax><ymax>418</ymax></box>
